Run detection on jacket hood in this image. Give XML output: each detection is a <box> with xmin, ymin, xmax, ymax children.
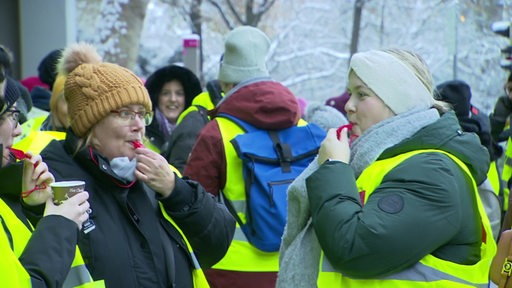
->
<box><xmin>380</xmin><ymin>111</ymin><xmax>489</xmax><ymax>185</ymax></box>
<box><xmin>144</xmin><ymin>65</ymin><xmax>202</xmax><ymax>111</ymax></box>
<box><xmin>211</xmin><ymin>78</ymin><xmax>301</xmax><ymax>130</ymax></box>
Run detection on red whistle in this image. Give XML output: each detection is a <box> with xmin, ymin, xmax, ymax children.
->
<box><xmin>8</xmin><ymin>147</ymin><xmax>30</xmax><ymax>160</ymax></box>
<box><xmin>336</xmin><ymin>124</ymin><xmax>353</xmax><ymax>140</ymax></box>
<box><xmin>132</xmin><ymin>141</ymin><xmax>145</xmax><ymax>149</ymax></box>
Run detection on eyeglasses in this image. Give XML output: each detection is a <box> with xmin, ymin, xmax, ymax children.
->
<box><xmin>110</xmin><ymin>109</ymin><xmax>153</xmax><ymax>126</ymax></box>
<box><xmin>1</xmin><ymin>109</ymin><xmax>20</xmax><ymax>127</ymax></box>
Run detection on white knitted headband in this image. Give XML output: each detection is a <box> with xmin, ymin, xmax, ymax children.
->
<box><xmin>349</xmin><ymin>50</ymin><xmax>434</xmax><ymax>114</ymax></box>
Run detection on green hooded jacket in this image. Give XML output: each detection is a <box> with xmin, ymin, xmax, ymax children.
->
<box><xmin>306</xmin><ymin>112</ymin><xmax>490</xmax><ymax>279</ymax></box>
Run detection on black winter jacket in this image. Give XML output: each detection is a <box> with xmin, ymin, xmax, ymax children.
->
<box><xmin>38</xmin><ymin>133</ymin><xmax>235</xmax><ymax>288</ymax></box>
<box><xmin>0</xmin><ymin>162</ymin><xmax>79</xmax><ymax>288</ymax></box>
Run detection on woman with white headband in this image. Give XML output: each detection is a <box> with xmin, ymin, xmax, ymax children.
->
<box><xmin>277</xmin><ymin>48</ymin><xmax>495</xmax><ymax>287</ymax></box>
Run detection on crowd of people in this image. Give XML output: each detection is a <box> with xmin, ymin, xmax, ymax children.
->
<box><xmin>1</xmin><ymin>24</ymin><xmax>512</xmax><ymax>288</ymax></box>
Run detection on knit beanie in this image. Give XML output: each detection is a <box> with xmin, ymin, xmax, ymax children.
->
<box><xmin>218</xmin><ymin>26</ymin><xmax>270</xmax><ymax>83</ymax></box>
<box><xmin>59</xmin><ymin>42</ymin><xmax>152</xmax><ymax>137</ymax></box>
<box><xmin>304</xmin><ymin>101</ymin><xmax>349</xmax><ymax>132</ymax></box>
<box><xmin>38</xmin><ymin>49</ymin><xmax>63</xmax><ymax>89</ymax></box>
<box><xmin>325</xmin><ymin>91</ymin><xmax>350</xmax><ymax>116</ymax></box>
<box><xmin>435</xmin><ymin>80</ymin><xmax>472</xmax><ymax>118</ymax></box>
<box><xmin>0</xmin><ymin>77</ymin><xmax>20</xmax><ymax>116</ymax></box>
<box><xmin>349</xmin><ymin>50</ymin><xmax>434</xmax><ymax>115</ymax></box>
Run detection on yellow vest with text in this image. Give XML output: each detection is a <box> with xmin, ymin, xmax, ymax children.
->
<box><xmin>0</xmin><ymin>199</ymin><xmax>104</xmax><ymax>287</ymax></box>
<box><xmin>316</xmin><ymin>149</ymin><xmax>496</xmax><ymax>287</ymax></box>
<box><xmin>214</xmin><ymin>117</ymin><xmax>307</xmax><ymax>272</ymax></box>
<box><xmin>158</xmin><ymin>203</ymin><xmax>209</xmax><ymax>287</ymax></box>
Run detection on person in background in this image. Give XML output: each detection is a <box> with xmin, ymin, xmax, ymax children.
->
<box><xmin>435</xmin><ymin>79</ymin><xmax>502</xmax><ymax>240</ymax></box>
<box><xmin>325</xmin><ymin>90</ymin><xmax>350</xmax><ymax>117</ymax></box>
<box><xmin>13</xmin><ymin>74</ymin><xmax>68</xmax><ymax>156</ymax></box>
<box><xmin>0</xmin><ymin>74</ymin><xmax>101</xmax><ymax>287</ymax></box>
<box><xmin>0</xmin><ymin>45</ymin><xmax>33</xmax><ymax>124</ymax></box>
<box><xmin>29</xmin><ymin>49</ymin><xmax>62</xmax><ymax>113</ymax></box>
<box><xmin>490</xmin><ymin>73</ymin><xmax>512</xmax><ymax>228</ymax></box>
<box><xmin>278</xmin><ymin>48</ymin><xmax>495</xmax><ymax>287</ymax></box>
<box><xmin>144</xmin><ymin>65</ymin><xmax>202</xmax><ymax>153</ymax></box>
<box><xmin>302</xmin><ymin>101</ymin><xmax>348</xmax><ymax>132</ymax></box>
<box><xmin>184</xmin><ymin>25</ymin><xmax>301</xmax><ymax>288</ymax></box>
<box><xmin>40</xmin><ymin>74</ymin><xmax>68</xmax><ymax>132</ymax></box>
<box><xmin>36</xmin><ymin>42</ymin><xmax>234</xmax><ymax>287</ymax></box>
<box><xmin>162</xmin><ymin>79</ymin><xmax>223</xmax><ymax>174</ymax></box>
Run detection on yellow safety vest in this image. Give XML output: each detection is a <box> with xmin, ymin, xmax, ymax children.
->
<box><xmin>214</xmin><ymin>117</ymin><xmax>307</xmax><ymax>272</ymax></box>
<box><xmin>177</xmin><ymin>92</ymin><xmax>217</xmax><ymax>125</ymax></box>
<box><xmin>0</xmin><ymin>199</ymin><xmax>104</xmax><ymax>287</ymax></box>
<box><xmin>158</xmin><ymin>203</ymin><xmax>209</xmax><ymax>287</ymax></box>
<box><xmin>502</xmin><ymin>137</ymin><xmax>512</xmax><ymax>211</ymax></box>
<box><xmin>15</xmin><ymin>116</ymin><xmax>47</xmax><ymax>145</ymax></box>
<box><xmin>13</xmin><ymin>130</ymin><xmax>66</xmax><ymax>155</ymax></box>
<box><xmin>316</xmin><ymin>149</ymin><xmax>496</xmax><ymax>287</ymax></box>
<box><xmin>488</xmin><ymin>161</ymin><xmax>502</xmax><ymax>197</ymax></box>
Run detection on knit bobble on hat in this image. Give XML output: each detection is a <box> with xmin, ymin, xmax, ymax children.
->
<box><xmin>218</xmin><ymin>26</ymin><xmax>271</xmax><ymax>83</ymax></box>
<box><xmin>59</xmin><ymin>42</ymin><xmax>152</xmax><ymax>137</ymax></box>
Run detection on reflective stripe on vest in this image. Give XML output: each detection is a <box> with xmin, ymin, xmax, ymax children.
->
<box><xmin>158</xmin><ymin>203</ymin><xmax>209</xmax><ymax>288</ymax></box>
<box><xmin>317</xmin><ymin>149</ymin><xmax>496</xmax><ymax>287</ymax></box>
<box><xmin>211</xmin><ymin>117</ymin><xmax>308</xmax><ymax>272</ymax></box>
<box><xmin>0</xmin><ymin>199</ymin><xmax>105</xmax><ymax>287</ymax></box>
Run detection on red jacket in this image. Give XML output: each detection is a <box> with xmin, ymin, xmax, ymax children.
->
<box><xmin>184</xmin><ymin>79</ymin><xmax>301</xmax><ymax>196</ymax></box>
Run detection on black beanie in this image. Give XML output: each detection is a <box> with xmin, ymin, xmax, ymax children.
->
<box><xmin>0</xmin><ymin>77</ymin><xmax>21</xmax><ymax>116</ymax></box>
<box><xmin>37</xmin><ymin>49</ymin><xmax>63</xmax><ymax>89</ymax></box>
<box><xmin>435</xmin><ymin>80</ymin><xmax>472</xmax><ymax>118</ymax></box>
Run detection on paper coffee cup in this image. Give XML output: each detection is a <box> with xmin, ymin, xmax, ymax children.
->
<box><xmin>51</xmin><ymin>180</ymin><xmax>85</xmax><ymax>205</ymax></box>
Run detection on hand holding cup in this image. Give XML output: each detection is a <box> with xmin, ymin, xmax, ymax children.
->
<box><xmin>51</xmin><ymin>181</ymin><xmax>86</xmax><ymax>205</ymax></box>
<box><xmin>44</xmin><ymin>190</ymin><xmax>90</xmax><ymax>229</ymax></box>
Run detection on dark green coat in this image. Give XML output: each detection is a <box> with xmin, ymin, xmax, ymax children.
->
<box><xmin>306</xmin><ymin>112</ymin><xmax>490</xmax><ymax>279</ymax></box>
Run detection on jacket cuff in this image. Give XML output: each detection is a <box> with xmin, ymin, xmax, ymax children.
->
<box><xmin>160</xmin><ymin>175</ymin><xmax>196</xmax><ymax>212</ymax></box>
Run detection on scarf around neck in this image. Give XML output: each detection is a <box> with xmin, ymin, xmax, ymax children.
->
<box><xmin>155</xmin><ymin>109</ymin><xmax>175</xmax><ymax>139</ymax></box>
<box><xmin>350</xmin><ymin>108</ymin><xmax>440</xmax><ymax>178</ymax></box>
<box><xmin>349</xmin><ymin>108</ymin><xmax>440</xmax><ymax>177</ymax></box>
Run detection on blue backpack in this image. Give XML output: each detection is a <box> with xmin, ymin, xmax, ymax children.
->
<box><xmin>219</xmin><ymin>113</ymin><xmax>326</xmax><ymax>252</ymax></box>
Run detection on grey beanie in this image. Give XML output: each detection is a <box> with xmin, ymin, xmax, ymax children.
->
<box><xmin>218</xmin><ymin>26</ymin><xmax>270</xmax><ymax>83</ymax></box>
<box><xmin>304</xmin><ymin>101</ymin><xmax>348</xmax><ymax>132</ymax></box>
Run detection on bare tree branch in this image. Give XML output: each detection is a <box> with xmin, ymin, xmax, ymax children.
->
<box><xmin>205</xmin><ymin>0</ymin><xmax>233</xmax><ymax>29</ymax></box>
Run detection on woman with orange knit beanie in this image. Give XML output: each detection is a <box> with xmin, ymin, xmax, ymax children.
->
<box><xmin>29</xmin><ymin>42</ymin><xmax>235</xmax><ymax>288</ymax></box>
